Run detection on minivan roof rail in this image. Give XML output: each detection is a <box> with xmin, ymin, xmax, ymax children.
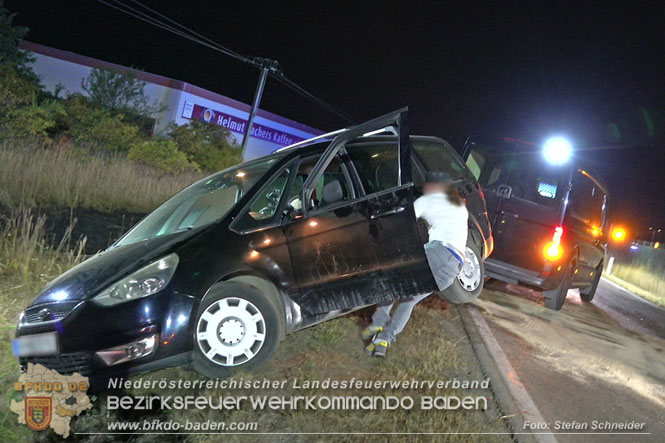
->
<box><xmin>274</xmin><ymin>128</ymin><xmax>348</xmax><ymax>152</ymax></box>
<box><xmin>274</xmin><ymin>124</ymin><xmax>400</xmax><ymax>154</ymax></box>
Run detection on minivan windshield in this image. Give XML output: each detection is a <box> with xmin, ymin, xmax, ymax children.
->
<box><xmin>117</xmin><ymin>155</ymin><xmax>282</xmax><ymax>246</ymax></box>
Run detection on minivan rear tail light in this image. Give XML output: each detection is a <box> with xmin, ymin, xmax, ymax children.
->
<box><xmin>543</xmin><ymin>226</ymin><xmax>564</xmax><ymax>261</ymax></box>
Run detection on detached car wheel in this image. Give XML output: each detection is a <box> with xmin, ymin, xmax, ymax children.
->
<box><xmin>543</xmin><ymin>262</ymin><xmax>572</xmax><ymax>310</ymax></box>
<box><xmin>193</xmin><ymin>282</ymin><xmax>283</xmax><ymax>378</ymax></box>
<box><xmin>439</xmin><ymin>237</ymin><xmax>484</xmax><ymax>304</ymax></box>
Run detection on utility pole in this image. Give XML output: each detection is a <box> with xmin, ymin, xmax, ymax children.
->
<box><xmin>240</xmin><ymin>57</ymin><xmax>281</xmax><ymax>159</ymax></box>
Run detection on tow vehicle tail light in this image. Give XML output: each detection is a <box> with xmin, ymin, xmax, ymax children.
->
<box><xmin>543</xmin><ymin>226</ymin><xmax>564</xmax><ymax>261</ymax></box>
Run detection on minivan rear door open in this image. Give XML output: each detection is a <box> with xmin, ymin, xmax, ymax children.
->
<box><xmin>462</xmin><ymin>137</ymin><xmax>571</xmax><ymax>274</ymax></box>
<box><xmin>285</xmin><ymin>109</ymin><xmax>438</xmax><ymax>316</ymax></box>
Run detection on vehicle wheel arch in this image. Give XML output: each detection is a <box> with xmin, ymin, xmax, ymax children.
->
<box><xmin>467</xmin><ymin>225</ymin><xmax>484</xmax><ymax>255</ymax></box>
<box><xmin>467</xmin><ymin>215</ymin><xmax>487</xmax><ymax>258</ymax></box>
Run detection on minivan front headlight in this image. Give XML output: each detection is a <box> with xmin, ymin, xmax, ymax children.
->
<box><xmin>92</xmin><ymin>253</ymin><xmax>179</xmax><ymax>307</ymax></box>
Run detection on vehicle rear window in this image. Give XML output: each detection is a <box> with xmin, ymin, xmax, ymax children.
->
<box><xmin>345</xmin><ymin>141</ymin><xmax>400</xmax><ymax>194</ymax></box>
<box><xmin>466</xmin><ymin>143</ymin><xmax>565</xmax><ymax>207</ymax></box>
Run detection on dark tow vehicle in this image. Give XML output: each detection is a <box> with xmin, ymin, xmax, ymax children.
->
<box><xmin>462</xmin><ymin>136</ymin><xmax>609</xmax><ymax>310</ymax></box>
<box><xmin>13</xmin><ymin>109</ymin><xmax>492</xmax><ymax>382</ymax></box>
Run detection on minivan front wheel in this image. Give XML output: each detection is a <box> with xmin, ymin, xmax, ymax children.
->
<box><xmin>193</xmin><ymin>282</ymin><xmax>282</xmax><ymax>378</ymax></box>
<box><xmin>439</xmin><ymin>237</ymin><xmax>484</xmax><ymax>304</ymax></box>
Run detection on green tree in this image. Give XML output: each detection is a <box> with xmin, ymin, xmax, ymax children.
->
<box><xmin>167</xmin><ymin>120</ymin><xmax>242</xmax><ymax>172</ymax></box>
<box><xmin>0</xmin><ymin>0</ymin><xmax>39</xmax><ymax>82</ymax></box>
<box><xmin>81</xmin><ymin>68</ymin><xmax>166</xmax><ymax>118</ymax></box>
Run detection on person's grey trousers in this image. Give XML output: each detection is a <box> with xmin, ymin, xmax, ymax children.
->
<box><xmin>372</xmin><ymin>240</ymin><xmax>463</xmax><ymax>342</ymax></box>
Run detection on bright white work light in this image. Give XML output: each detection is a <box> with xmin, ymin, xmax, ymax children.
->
<box><xmin>542</xmin><ymin>137</ymin><xmax>572</xmax><ymax>165</ymax></box>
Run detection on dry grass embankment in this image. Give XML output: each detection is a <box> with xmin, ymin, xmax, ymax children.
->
<box><xmin>0</xmin><ymin>141</ymin><xmax>205</xmax><ymax>214</ymax></box>
<box><xmin>606</xmin><ymin>266</ymin><xmax>665</xmax><ymax>308</ymax></box>
<box><xmin>605</xmin><ymin>246</ymin><xmax>665</xmax><ymax>308</ymax></box>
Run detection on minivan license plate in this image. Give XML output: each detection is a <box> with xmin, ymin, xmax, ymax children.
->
<box><xmin>12</xmin><ymin>332</ymin><xmax>59</xmax><ymax>357</ymax></box>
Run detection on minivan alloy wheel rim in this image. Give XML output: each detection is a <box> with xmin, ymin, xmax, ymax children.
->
<box><xmin>457</xmin><ymin>246</ymin><xmax>481</xmax><ymax>291</ymax></box>
<box><xmin>196</xmin><ymin>297</ymin><xmax>266</xmax><ymax>367</ymax></box>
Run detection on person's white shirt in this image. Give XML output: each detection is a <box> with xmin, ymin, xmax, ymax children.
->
<box><xmin>414</xmin><ymin>192</ymin><xmax>468</xmax><ymax>258</ymax></box>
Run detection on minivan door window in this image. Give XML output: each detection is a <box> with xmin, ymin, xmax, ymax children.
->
<box><xmin>568</xmin><ymin>170</ymin><xmax>607</xmax><ymax>276</ymax></box>
<box><xmin>287</xmin><ymin>155</ymin><xmax>353</xmax><ymax>212</ymax></box>
<box><xmin>412</xmin><ymin>140</ymin><xmax>466</xmax><ymax>180</ymax></box>
<box><xmin>569</xmin><ymin>170</ymin><xmax>606</xmax><ymax>231</ymax></box>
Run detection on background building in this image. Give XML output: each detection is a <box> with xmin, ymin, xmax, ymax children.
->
<box><xmin>19</xmin><ymin>41</ymin><xmax>323</xmax><ymax>160</ymax></box>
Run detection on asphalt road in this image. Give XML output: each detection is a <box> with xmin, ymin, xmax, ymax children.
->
<box><xmin>473</xmin><ymin>279</ymin><xmax>665</xmax><ymax>442</ymax></box>
<box><xmin>594</xmin><ymin>278</ymin><xmax>665</xmax><ymax>340</ymax></box>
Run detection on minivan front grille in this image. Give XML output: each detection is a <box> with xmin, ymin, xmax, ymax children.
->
<box><xmin>22</xmin><ymin>301</ymin><xmax>81</xmax><ymax>325</ymax></box>
<box><xmin>20</xmin><ymin>352</ymin><xmax>93</xmax><ymax>376</ymax></box>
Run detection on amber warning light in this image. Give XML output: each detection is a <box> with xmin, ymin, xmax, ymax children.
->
<box><xmin>611</xmin><ymin>227</ymin><xmax>626</xmax><ymax>242</ymax></box>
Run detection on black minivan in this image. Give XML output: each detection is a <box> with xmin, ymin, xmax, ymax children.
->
<box><xmin>462</xmin><ymin>136</ymin><xmax>609</xmax><ymax>310</ymax></box>
<box><xmin>13</xmin><ymin>109</ymin><xmax>492</xmax><ymax>381</ymax></box>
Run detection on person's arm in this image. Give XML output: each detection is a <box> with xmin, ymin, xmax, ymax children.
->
<box><xmin>413</xmin><ymin>195</ymin><xmax>426</xmax><ymax>219</ymax></box>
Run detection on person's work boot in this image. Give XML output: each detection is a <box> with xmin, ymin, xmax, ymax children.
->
<box><xmin>360</xmin><ymin>325</ymin><xmax>383</xmax><ymax>341</ymax></box>
<box><xmin>365</xmin><ymin>339</ymin><xmax>389</xmax><ymax>358</ymax></box>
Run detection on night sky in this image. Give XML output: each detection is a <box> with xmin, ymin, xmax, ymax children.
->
<box><xmin>7</xmin><ymin>1</ymin><xmax>665</xmax><ymax>239</ymax></box>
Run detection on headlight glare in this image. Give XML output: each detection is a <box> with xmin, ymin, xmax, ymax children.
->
<box><xmin>93</xmin><ymin>253</ymin><xmax>179</xmax><ymax>306</ymax></box>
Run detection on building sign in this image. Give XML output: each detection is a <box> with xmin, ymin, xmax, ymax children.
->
<box><xmin>182</xmin><ymin>101</ymin><xmax>306</xmax><ymax>147</ymax></box>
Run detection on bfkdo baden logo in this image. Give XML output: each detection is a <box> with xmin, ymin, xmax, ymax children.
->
<box><xmin>25</xmin><ymin>397</ymin><xmax>52</xmax><ymax>431</ymax></box>
<box><xmin>11</xmin><ymin>363</ymin><xmax>92</xmax><ymax>438</ymax></box>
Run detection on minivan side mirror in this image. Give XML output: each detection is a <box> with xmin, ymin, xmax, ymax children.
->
<box><xmin>322</xmin><ymin>180</ymin><xmax>344</xmax><ymax>204</ymax></box>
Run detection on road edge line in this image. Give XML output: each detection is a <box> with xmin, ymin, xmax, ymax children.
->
<box><xmin>458</xmin><ymin>304</ymin><xmax>557</xmax><ymax>443</ymax></box>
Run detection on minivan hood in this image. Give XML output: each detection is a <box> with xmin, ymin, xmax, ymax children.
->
<box><xmin>28</xmin><ymin>230</ymin><xmax>195</xmax><ymax>307</ymax></box>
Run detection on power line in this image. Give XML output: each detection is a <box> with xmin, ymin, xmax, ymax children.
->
<box><xmin>98</xmin><ymin>0</ymin><xmax>249</xmax><ymax>63</ymax></box>
<box><xmin>127</xmin><ymin>0</ymin><xmax>249</xmax><ymax>64</ymax></box>
<box><xmin>96</xmin><ymin>0</ymin><xmax>354</xmax><ymax>123</ymax></box>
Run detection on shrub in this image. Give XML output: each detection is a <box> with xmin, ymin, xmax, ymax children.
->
<box><xmin>128</xmin><ymin>139</ymin><xmax>199</xmax><ymax>174</ymax></box>
<box><xmin>59</xmin><ymin>94</ymin><xmax>141</xmax><ymax>152</ymax></box>
<box><xmin>167</xmin><ymin>120</ymin><xmax>242</xmax><ymax>172</ymax></box>
<box><xmin>2</xmin><ymin>99</ymin><xmax>65</xmax><ymax>140</ymax></box>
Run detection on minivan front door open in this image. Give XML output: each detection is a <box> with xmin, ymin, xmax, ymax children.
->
<box><xmin>463</xmin><ymin>137</ymin><xmax>571</xmax><ymax>277</ymax></box>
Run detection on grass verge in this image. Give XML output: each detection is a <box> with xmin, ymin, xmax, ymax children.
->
<box><xmin>0</xmin><ymin>141</ymin><xmax>204</xmax><ymax>214</ymax></box>
<box><xmin>603</xmin><ymin>273</ymin><xmax>665</xmax><ymax>308</ymax></box>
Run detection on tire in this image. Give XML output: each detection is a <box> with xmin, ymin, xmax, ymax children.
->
<box><xmin>438</xmin><ymin>235</ymin><xmax>484</xmax><ymax>304</ymax></box>
<box><xmin>580</xmin><ymin>262</ymin><xmax>603</xmax><ymax>302</ymax></box>
<box><xmin>543</xmin><ymin>262</ymin><xmax>573</xmax><ymax>310</ymax></box>
<box><xmin>193</xmin><ymin>281</ymin><xmax>283</xmax><ymax>378</ymax></box>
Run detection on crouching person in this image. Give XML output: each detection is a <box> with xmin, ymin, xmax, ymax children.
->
<box><xmin>362</xmin><ymin>171</ymin><xmax>468</xmax><ymax>357</ymax></box>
